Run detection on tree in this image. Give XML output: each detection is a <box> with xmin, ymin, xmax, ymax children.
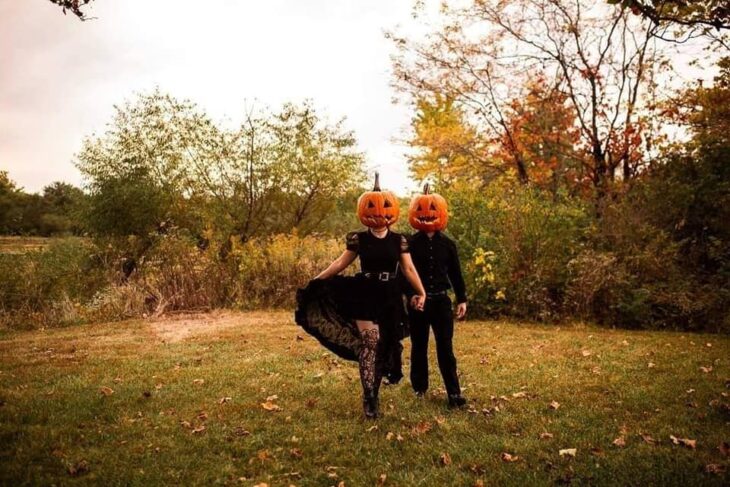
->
<box><xmin>391</xmin><ymin>0</ymin><xmax>671</xmax><ymax>206</ymax></box>
<box><xmin>48</xmin><ymin>0</ymin><xmax>94</xmax><ymax>20</ymax></box>
<box><xmin>609</xmin><ymin>0</ymin><xmax>730</xmax><ymax>31</ymax></box>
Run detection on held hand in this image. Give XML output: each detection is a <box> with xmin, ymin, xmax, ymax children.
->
<box><xmin>455</xmin><ymin>302</ymin><xmax>467</xmax><ymax>320</ymax></box>
<box><xmin>412</xmin><ymin>294</ymin><xmax>426</xmax><ymax>311</ymax></box>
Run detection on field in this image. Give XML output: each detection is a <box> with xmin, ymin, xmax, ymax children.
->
<box><xmin>0</xmin><ymin>311</ymin><xmax>728</xmax><ymax>486</ymax></box>
<box><xmin>0</xmin><ymin>236</ymin><xmax>50</xmax><ymax>254</ymax></box>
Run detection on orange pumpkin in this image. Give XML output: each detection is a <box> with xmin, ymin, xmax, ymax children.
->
<box><xmin>357</xmin><ymin>172</ymin><xmax>400</xmax><ymax>228</ymax></box>
<box><xmin>408</xmin><ymin>183</ymin><xmax>448</xmax><ymax>232</ymax></box>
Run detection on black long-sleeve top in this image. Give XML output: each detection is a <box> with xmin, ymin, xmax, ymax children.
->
<box><xmin>406</xmin><ymin>231</ymin><xmax>467</xmax><ymax>303</ymax></box>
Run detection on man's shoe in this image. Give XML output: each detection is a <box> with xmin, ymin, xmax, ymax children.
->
<box><xmin>414</xmin><ymin>390</ymin><xmax>426</xmax><ymax>398</ymax></box>
<box><xmin>447</xmin><ymin>394</ymin><xmax>467</xmax><ymax>408</ymax></box>
<box><xmin>363</xmin><ymin>395</ymin><xmax>379</xmax><ymax>419</ymax></box>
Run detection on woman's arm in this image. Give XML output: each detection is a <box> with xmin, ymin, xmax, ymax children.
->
<box><xmin>314</xmin><ymin>250</ymin><xmax>357</xmax><ymax>280</ymax></box>
<box><xmin>400</xmin><ymin>252</ymin><xmax>426</xmax><ymax>310</ymax></box>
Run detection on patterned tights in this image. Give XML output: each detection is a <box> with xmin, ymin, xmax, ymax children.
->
<box><xmin>358</xmin><ymin>328</ymin><xmax>382</xmax><ymax>398</ymax></box>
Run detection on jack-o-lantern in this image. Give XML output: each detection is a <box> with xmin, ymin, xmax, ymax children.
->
<box><xmin>357</xmin><ymin>172</ymin><xmax>400</xmax><ymax>228</ymax></box>
<box><xmin>408</xmin><ymin>183</ymin><xmax>448</xmax><ymax>232</ymax></box>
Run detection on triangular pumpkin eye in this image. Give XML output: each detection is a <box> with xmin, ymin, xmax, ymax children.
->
<box><xmin>430</xmin><ymin>202</ymin><xmax>437</xmax><ymax>211</ymax></box>
<box><xmin>416</xmin><ymin>204</ymin><xmax>422</xmax><ymax>211</ymax></box>
<box><xmin>383</xmin><ymin>199</ymin><xmax>393</xmax><ymax>208</ymax></box>
<box><xmin>367</xmin><ymin>200</ymin><xmax>375</xmax><ymax>209</ymax></box>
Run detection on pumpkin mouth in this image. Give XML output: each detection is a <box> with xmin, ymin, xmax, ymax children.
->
<box><xmin>417</xmin><ymin>216</ymin><xmax>439</xmax><ymax>223</ymax></box>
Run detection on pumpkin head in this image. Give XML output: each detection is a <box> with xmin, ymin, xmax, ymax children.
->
<box><xmin>408</xmin><ymin>183</ymin><xmax>449</xmax><ymax>232</ymax></box>
<box><xmin>357</xmin><ymin>172</ymin><xmax>400</xmax><ymax>228</ymax></box>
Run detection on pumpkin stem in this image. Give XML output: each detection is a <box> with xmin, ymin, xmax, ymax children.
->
<box><xmin>373</xmin><ymin>172</ymin><xmax>381</xmax><ymax>191</ymax></box>
<box><xmin>423</xmin><ymin>183</ymin><xmax>430</xmax><ymax>195</ymax></box>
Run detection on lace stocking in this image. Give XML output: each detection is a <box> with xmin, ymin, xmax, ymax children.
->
<box><xmin>359</xmin><ymin>328</ymin><xmax>381</xmax><ymax>398</ymax></box>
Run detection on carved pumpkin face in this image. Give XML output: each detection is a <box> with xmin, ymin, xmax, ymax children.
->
<box><xmin>357</xmin><ymin>172</ymin><xmax>400</xmax><ymax>228</ymax></box>
<box><xmin>408</xmin><ymin>184</ymin><xmax>448</xmax><ymax>232</ymax></box>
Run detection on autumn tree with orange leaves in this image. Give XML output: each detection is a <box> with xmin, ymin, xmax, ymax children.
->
<box><xmin>390</xmin><ymin>0</ymin><xmax>683</xmax><ymax>205</ymax></box>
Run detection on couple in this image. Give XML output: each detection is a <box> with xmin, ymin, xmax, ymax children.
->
<box><xmin>295</xmin><ymin>173</ymin><xmax>467</xmax><ymax>419</ymax></box>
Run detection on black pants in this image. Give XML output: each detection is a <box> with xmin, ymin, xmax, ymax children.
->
<box><xmin>409</xmin><ymin>295</ymin><xmax>461</xmax><ymax>396</ymax></box>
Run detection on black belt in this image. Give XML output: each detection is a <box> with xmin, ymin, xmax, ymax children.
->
<box><xmin>361</xmin><ymin>271</ymin><xmax>398</xmax><ymax>281</ymax></box>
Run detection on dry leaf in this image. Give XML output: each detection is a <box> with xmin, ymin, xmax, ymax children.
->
<box><xmin>290</xmin><ymin>448</ymin><xmax>302</xmax><ymax>458</ymax></box>
<box><xmin>612</xmin><ymin>436</ymin><xmax>626</xmax><ymax>448</ymax></box>
<box><xmin>66</xmin><ymin>460</ymin><xmax>89</xmax><ymax>477</ymax></box>
<box><xmin>191</xmin><ymin>425</ymin><xmax>206</xmax><ymax>434</ymax></box>
<box><xmin>549</xmin><ymin>401</ymin><xmax>560</xmax><ymax>410</ymax></box>
<box><xmin>218</xmin><ymin>397</ymin><xmax>232</xmax><ymax>404</ymax></box>
<box><xmin>197</xmin><ymin>411</ymin><xmax>208</xmax><ymax>421</ymax></box>
<box><xmin>367</xmin><ymin>425</ymin><xmax>378</xmax><ymax>432</ymax></box>
<box><xmin>265</xmin><ymin>394</ymin><xmax>279</xmax><ymax>402</ymax></box>
<box><xmin>559</xmin><ymin>448</ymin><xmax>577</xmax><ymax>458</ymax></box>
<box><xmin>581</xmin><ymin>350</ymin><xmax>592</xmax><ymax>357</ymax></box>
<box><xmin>440</xmin><ymin>452</ymin><xmax>452</xmax><ymax>466</ymax></box>
<box><xmin>434</xmin><ymin>416</ymin><xmax>446</xmax><ymax>425</ymax></box>
<box><xmin>647</xmin><ymin>362</ymin><xmax>656</xmax><ymax>368</ymax></box>
<box><xmin>501</xmin><ymin>452</ymin><xmax>519</xmax><ymax>462</ymax></box>
<box><xmin>412</xmin><ymin>421</ymin><xmax>433</xmax><ymax>436</ymax></box>
<box><xmin>640</xmin><ymin>434</ymin><xmax>656</xmax><ymax>445</ymax></box>
<box><xmin>511</xmin><ymin>391</ymin><xmax>528</xmax><ymax>398</ymax></box>
<box><xmin>474</xmin><ymin>480</ymin><xmax>485</xmax><ymax>487</ymax></box>
<box><xmin>385</xmin><ymin>432</ymin><xmax>395</xmax><ymax>441</ymax></box>
<box><xmin>99</xmin><ymin>386</ymin><xmax>114</xmax><ymax>396</ymax></box>
<box><xmin>261</xmin><ymin>401</ymin><xmax>281</xmax><ymax>412</ymax></box>
<box><xmin>670</xmin><ymin>435</ymin><xmax>696</xmax><ymax>449</ymax></box>
<box><xmin>396</xmin><ymin>434</ymin><xmax>404</xmax><ymax>442</ymax></box>
<box><xmin>377</xmin><ymin>473</ymin><xmax>387</xmax><ymax>486</ymax></box>
<box><xmin>719</xmin><ymin>441</ymin><xmax>730</xmax><ymax>456</ymax></box>
<box><xmin>179</xmin><ymin>420</ymin><xmax>192</xmax><ymax>429</ymax></box>
<box><xmin>540</xmin><ymin>432</ymin><xmax>554</xmax><ymax>440</ymax></box>
<box><xmin>192</xmin><ymin>379</ymin><xmax>204</xmax><ymax>385</ymax></box>
<box><xmin>706</xmin><ymin>464</ymin><xmax>726</xmax><ymax>475</ymax></box>
<box><xmin>700</xmin><ymin>366</ymin><xmax>713</xmax><ymax>373</ymax></box>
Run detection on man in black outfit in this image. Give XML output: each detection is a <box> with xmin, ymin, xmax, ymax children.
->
<box><xmin>406</xmin><ymin>230</ymin><xmax>468</xmax><ymax>407</ymax></box>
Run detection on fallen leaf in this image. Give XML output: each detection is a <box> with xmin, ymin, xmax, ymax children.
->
<box><xmin>589</xmin><ymin>447</ymin><xmax>605</xmax><ymax>456</ymax></box>
<box><xmin>142</xmin><ymin>391</ymin><xmax>152</xmax><ymax>398</ymax></box>
<box><xmin>367</xmin><ymin>425</ymin><xmax>378</xmax><ymax>432</ymax></box>
<box><xmin>192</xmin><ymin>379</ymin><xmax>205</xmax><ymax>385</ymax></box>
<box><xmin>99</xmin><ymin>386</ymin><xmax>114</xmax><ymax>396</ymax></box>
<box><xmin>377</xmin><ymin>473</ymin><xmax>387</xmax><ymax>485</ymax></box>
<box><xmin>581</xmin><ymin>350</ymin><xmax>592</xmax><ymax>357</ymax></box>
<box><xmin>612</xmin><ymin>436</ymin><xmax>626</xmax><ymax>448</ymax></box>
<box><xmin>511</xmin><ymin>391</ymin><xmax>528</xmax><ymax>398</ymax></box>
<box><xmin>191</xmin><ymin>425</ymin><xmax>206</xmax><ymax>434</ymax></box>
<box><xmin>396</xmin><ymin>434</ymin><xmax>404</xmax><ymax>442</ymax></box>
<box><xmin>719</xmin><ymin>441</ymin><xmax>730</xmax><ymax>456</ymax></box>
<box><xmin>474</xmin><ymin>480</ymin><xmax>485</xmax><ymax>487</ymax></box>
<box><xmin>261</xmin><ymin>401</ymin><xmax>281</xmax><ymax>412</ymax></box>
<box><xmin>290</xmin><ymin>448</ymin><xmax>302</xmax><ymax>458</ymax></box>
<box><xmin>706</xmin><ymin>464</ymin><xmax>726</xmax><ymax>475</ymax></box>
<box><xmin>440</xmin><ymin>452</ymin><xmax>452</xmax><ymax>466</ymax></box>
<box><xmin>197</xmin><ymin>411</ymin><xmax>208</xmax><ymax>421</ymax></box>
<box><xmin>501</xmin><ymin>452</ymin><xmax>519</xmax><ymax>462</ymax></box>
<box><xmin>647</xmin><ymin>362</ymin><xmax>656</xmax><ymax>368</ymax></box>
<box><xmin>434</xmin><ymin>416</ymin><xmax>446</xmax><ymax>426</ymax></box>
<box><xmin>66</xmin><ymin>460</ymin><xmax>89</xmax><ymax>477</ymax></box>
<box><xmin>700</xmin><ymin>366</ymin><xmax>713</xmax><ymax>373</ymax></box>
<box><xmin>559</xmin><ymin>448</ymin><xmax>577</xmax><ymax>458</ymax></box>
<box><xmin>549</xmin><ymin>401</ymin><xmax>560</xmax><ymax>410</ymax></box>
<box><xmin>686</xmin><ymin>388</ymin><xmax>695</xmax><ymax>394</ymax></box>
<box><xmin>640</xmin><ymin>434</ymin><xmax>656</xmax><ymax>445</ymax></box>
<box><xmin>218</xmin><ymin>397</ymin><xmax>232</xmax><ymax>404</ymax></box>
<box><xmin>670</xmin><ymin>435</ymin><xmax>696</xmax><ymax>449</ymax></box>
<box><xmin>386</xmin><ymin>432</ymin><xmax>395</xmax><ymax>441</ymax></box>
<box><xmin>265</xmin><ymin>394</ymin><xmax>279</xmax><ymax>402</ymax></box>
<box><xmin>179</xmin><ymin>420</ymin><xmax>192</xmax><ymax>429</ymax></box>
<box><xmin>233</xmin><ymin>426</ymin><xmax>250</xmax><ymax>436</ymax></box>
<box><xmin>411</xmin><ymin>421</ymin><xmax>433</xmax><ymax>436</ymax></box>
<box><xmin>540</xmin><ymin>432</ymin><xmax>554</xmax><ymax>440</ymax></box>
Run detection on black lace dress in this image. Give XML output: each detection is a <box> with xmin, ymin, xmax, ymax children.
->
<box><xmin>295</xmin><ymin>229</ymin><xmax>410</xmax><ymax>383</ymax></box>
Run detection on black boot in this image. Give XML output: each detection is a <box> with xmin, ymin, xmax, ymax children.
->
<box><xmin>363</xmin><ymin>394</ymin><xmax>379</xmax><ymax>419</ymax></box>
<box><xmin>447</xmin><ymin>394</ymin><xmax>467</xmax><ymax>408</ymax></box>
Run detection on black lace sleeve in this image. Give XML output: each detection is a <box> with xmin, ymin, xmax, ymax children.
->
<box><xmin>400</xmin><ymin>234</ymin><xmax>410</xmax><ymax>253</ymax></box>
<box><xmin>346</xmin><ymin>232</ymin><xmax>359</xmax><ymax>253</ymax></box>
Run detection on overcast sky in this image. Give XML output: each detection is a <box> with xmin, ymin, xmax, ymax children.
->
<box><xmin>0</xmin><ymin>0</ymin><xmax>426</xmax><ymax>194</ymax></box>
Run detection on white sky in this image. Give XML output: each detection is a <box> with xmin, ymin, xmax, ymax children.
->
<box><xmin>0</xmin><ymin>0</ymin><xmax>425</xmax><ymax>194</ymax></box>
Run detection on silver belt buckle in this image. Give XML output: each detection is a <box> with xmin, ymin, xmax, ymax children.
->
<box><xmin>379</xmin><ymin>272</ymin><xmax>389</xmax><ymax>281</ymax></box>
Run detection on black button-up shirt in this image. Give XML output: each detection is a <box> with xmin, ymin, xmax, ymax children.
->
<box><xmin>407</xmin><ymin>231</ymin><xmax>467</xmax><ymax>303</ymax></box>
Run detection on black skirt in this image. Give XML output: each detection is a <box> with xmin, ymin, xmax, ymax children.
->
<box><xmin>295</xmin><ymin>275</ymin><xmax>409</xmax><ymax>383</ymax></box>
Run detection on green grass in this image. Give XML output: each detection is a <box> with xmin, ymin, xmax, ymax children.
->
<box><xmin>0</xmin><ymin>311</ymin><xmax>728</xmax><ymax>486</ymax></box>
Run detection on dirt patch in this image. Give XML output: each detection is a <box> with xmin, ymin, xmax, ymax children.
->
<box><xmin>148</xmin><ymin>310</ymin><xmax>291</xmax><ymax>343</ymax></box>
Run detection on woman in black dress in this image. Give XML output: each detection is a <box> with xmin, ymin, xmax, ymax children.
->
<box><xmin>295</xmin><ymin>174</ymin><xmax>426</xmax><ymax>419</ymax></box>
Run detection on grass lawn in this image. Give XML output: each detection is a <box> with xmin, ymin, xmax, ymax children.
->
<box><xmin>0</xmin><ymin>311</ymin><xmax>728</xmax><ymax>486</ymax></box>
